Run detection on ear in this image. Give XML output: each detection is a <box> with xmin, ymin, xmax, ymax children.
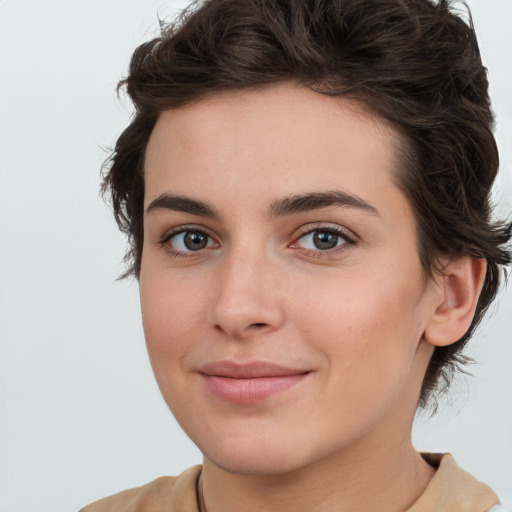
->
<box><xmin>424</xmin><ymin>256</ymin><xmax>487</xmax><ymax>347</ymax></box>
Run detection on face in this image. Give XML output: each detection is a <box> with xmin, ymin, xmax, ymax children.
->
<box><xmin>140</xmin><ymin>83</ymin><xmax>439</xmax><ymax>475</ymax></box>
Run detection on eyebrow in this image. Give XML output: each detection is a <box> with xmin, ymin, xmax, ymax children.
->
<box><xmin>146</xmin><ymin>194</ymin><xmax>218</xmax><ymax>217</ymax></box>
<box><xmin>146</xmin><ymin>190</ymin><xmax>380</xmax><ymax>218</ymax></box>
<box><xmin>269</xmin><ymin>190</ymin><xmax>380</xmax><ymax>217</ymax></box>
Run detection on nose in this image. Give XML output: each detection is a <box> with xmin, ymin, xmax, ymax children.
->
<box><xmin>209</xmin><ymin>248</ymin><xmax>285</xmax><ymax>339</ymax></box>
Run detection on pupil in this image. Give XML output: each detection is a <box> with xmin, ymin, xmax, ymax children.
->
<box><xmin>184</xmin><ymin>232</ymin><xmax>207</xmax><ymax>250</ymax></box>
<box><xmin>313</xmin><ymin>231</ymin><xmax>338</xmax><ymax>250</ymax></box>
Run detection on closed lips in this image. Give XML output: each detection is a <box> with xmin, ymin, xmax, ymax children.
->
<box><xmin>198</xmin><ymin>361</ymin><xmax>310</xmax><ymax>378</ymax></box>
<box><xmin>198</xmin><ymin>361</ymin><xmax>311</xmax><ymax>404</ymax></box>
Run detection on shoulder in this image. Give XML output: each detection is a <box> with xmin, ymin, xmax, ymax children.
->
<box><xmin>79</xmin><ymin>476</ymin><xmax>177</xmax><ymax>512</ymax></box>
<box><xmin>79</xmin><ymin>465</ymin><xmax>202</xmax><ymax>512</ymax></box>
<box><xmin>409</xmin><ymin>453</ymin><xmax>500</xmax><ymax>512</ymax></box>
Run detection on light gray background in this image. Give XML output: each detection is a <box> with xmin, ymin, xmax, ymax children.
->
<box><xmin>0</xmin><ymin>1</ymin><xmax>510</xmax><ymax>511</ymax></box>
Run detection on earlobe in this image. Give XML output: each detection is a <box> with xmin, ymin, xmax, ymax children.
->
<box><xmin>424</xmin><ymin>256</ymin><xmax>487</xmax><ymax>347</ymax></box>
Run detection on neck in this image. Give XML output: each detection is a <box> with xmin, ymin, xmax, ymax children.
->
<box><xmin>200</xmin><ymin>435</ymin><xmax>435</xmax><ymax>512</ymax></box>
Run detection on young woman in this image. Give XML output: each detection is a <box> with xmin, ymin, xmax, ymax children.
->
<box><xmin>81</xmin><ymin>0</ymin><xmax>511</xmax><ymax>510</ymax></box>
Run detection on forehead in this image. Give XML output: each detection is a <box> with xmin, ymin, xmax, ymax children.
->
<box><xmin>144</xmin><ymin>83</ymin><xmax>407</xmax><ymax>215</ymax></box>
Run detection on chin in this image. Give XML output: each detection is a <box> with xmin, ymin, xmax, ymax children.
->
<box><xmin>196</xmin><ymin>423</ymin><xmax>349</xmax><ymax>477</ymax></box>
<box><xmin>188</xmin><ymin>424</ymin><xmax>309</xmax><ymax>476</ymax></box>
<box><xmin>204</xmin><ymin>446</ymin><xmax>309</xmax><ymax>476</ymax></box>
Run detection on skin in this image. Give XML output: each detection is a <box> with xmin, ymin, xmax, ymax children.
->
<box><xmin>140</xmin><ymin>83</ymin><xmax>485</xmax><ymax>512</ymax></box>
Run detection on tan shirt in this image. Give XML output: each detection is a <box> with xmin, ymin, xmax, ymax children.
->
<box><xmin>80</xmin><ymin>453</ymin><xmax>500</xmax><ymax>512</ymax></box>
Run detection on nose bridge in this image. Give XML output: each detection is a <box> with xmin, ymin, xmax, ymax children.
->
<box><xmin>210</xmin><ymin>240</ymin><xmax>284</xmax><ymax>337</ymax></box>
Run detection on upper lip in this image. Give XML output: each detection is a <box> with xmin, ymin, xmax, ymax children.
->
<box><xmin>198</xmin><ymin>361</ymin><xmax>310</xmax><ymax>379</ymax></box>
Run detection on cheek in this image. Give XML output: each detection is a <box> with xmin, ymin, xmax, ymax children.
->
<box><xmin>139</xmin><ymin>272</ymin><xmax>204</xmax><ymax>381</ymax></box>
<box><xmin>295</xmin><ymin>270</ymin><xmax>426</xmax><ymax>402</ymax></box>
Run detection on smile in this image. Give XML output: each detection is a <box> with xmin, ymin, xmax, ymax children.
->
<box><xmin>198</xmin><ymin>361</ymin><xmax>311</xmax><ymax>404</ymax></box>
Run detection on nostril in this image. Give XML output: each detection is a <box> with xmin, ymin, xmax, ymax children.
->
<box><xmin>251</xmin><ymin>323</ymin><xmax>267</xmax><ymax>328</ymax></box>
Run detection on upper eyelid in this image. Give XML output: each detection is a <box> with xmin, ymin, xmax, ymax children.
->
<box><xmin>293</xmin><ymin>223</ymin><xmax>356</xmax><ymax>241</ymax></box>
<box><xmin>159</xmin><ymin>224</ymin><xmax>217</xmax><ymax>243</ymax></box>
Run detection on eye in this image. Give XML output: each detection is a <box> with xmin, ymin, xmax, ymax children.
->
<box><xmin>161</xmin><ymin>229</ymin><xmax>218</xmax><ymax>254</ymax></box>
<box><xmin>292</xmin><ymin>226</ymin><xmax>354</xmax><ymax>253</ymax></box>
<box><xmin>299</xmin><ymin>230</ymin><xmax>342</xmax><ymax>250</ymax></box>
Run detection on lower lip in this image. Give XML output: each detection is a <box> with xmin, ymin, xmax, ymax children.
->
<box><xmin>201</xmin><ymin>374</ymin><xmax>309</xmax><ymax>404</ymax></box>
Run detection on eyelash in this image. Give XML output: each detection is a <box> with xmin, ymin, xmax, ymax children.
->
<box><xmin>158</xmin><ymin>225</ymin><xmax>219</xmax><ymax>259</ymax></box>
<box><xmin>158</xmin><ymin>224</ymin><xmax>356</xmax><ymax>259</ymax></box>
<box><xmin>290</xmin><ymin>225</ymin><xmax>356</xmax><ymax>258</ymax></box>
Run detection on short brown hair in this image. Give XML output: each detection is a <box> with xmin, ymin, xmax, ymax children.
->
<box><xmin>103</xmin><ymin>0</ymin><xmax>511</xmax><ymax>408</ymax></box>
